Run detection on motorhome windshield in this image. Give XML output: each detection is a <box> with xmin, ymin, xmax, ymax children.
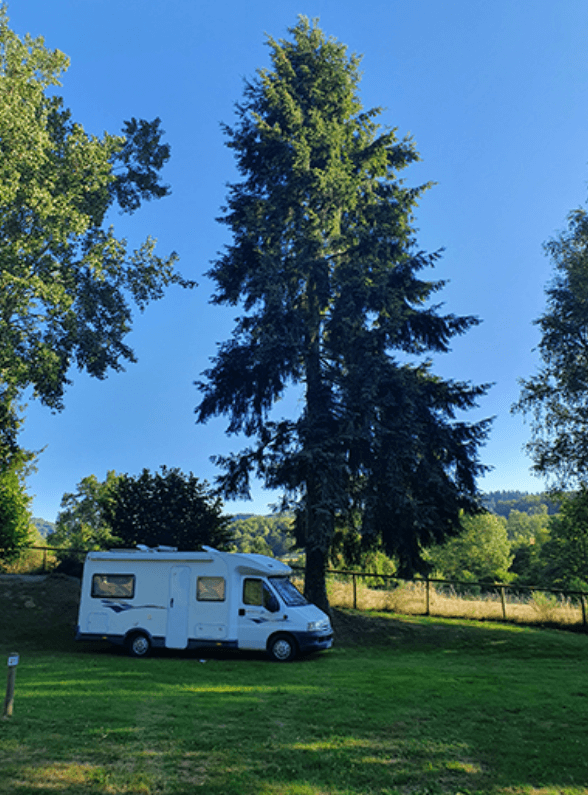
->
<box><xmin>269</xmin><ymin>577</ymin><xmax>308</xmax><ymax>607</ymax></box>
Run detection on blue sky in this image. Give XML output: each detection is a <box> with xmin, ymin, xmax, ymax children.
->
<box><xmin>9</xmin><ymin>0</ymin><xmax>588</xmax><ymax>521</ymax></box>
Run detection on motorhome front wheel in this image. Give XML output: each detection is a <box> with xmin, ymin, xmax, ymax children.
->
<box><xmin>268</xmin><ymin>634</ymin><xmax>297</xmax><ymax>662</ymax></box>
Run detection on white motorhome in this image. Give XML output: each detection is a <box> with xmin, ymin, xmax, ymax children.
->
<box><xmin>76</xmin><ymin>545</ymin><xmax>333</xmax><ymax>661</ymax></box>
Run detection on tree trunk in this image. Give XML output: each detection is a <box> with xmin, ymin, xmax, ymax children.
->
<box><xmin>304</xmin><ymin>543</ymin><xmax>331</xmax><ymax>616</ymax></box>
<box><xmin>300</xmin><ymin>266</ymin><xmax>334</xmax><ymax>617</ymax></box>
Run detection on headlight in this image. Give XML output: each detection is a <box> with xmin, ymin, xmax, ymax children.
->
<box><xmin>307</xmin><ymin>619</ymin><xmax>330</xmax><ymax>632</ymax></box>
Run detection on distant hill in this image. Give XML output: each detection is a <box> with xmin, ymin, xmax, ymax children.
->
<box><xmin>32</xmin><ymin>517</ymin><xmax>56</xmax><ymax>538</ymax></box>
<box><xmin>483</xmin><ymin>491</ymin><xmax>559</xmax><ymax>518</ymax></box>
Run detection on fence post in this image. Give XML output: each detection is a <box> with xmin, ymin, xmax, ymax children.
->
<box><xmin>581</xmin><ymin>594</ymin><xmax>587</xmax><ymax>629</ymax></box>
<box><xmin>352</xmin><ymin>574</ymin><xmax>357</xmax><ymax>610</ymax></box>
<box><xmin>426</xmin><ymin>578</ymin><xmax>430</xmax><ymax>616</ymax></box>
<box><xmin>499</xmin><ymin>586</ymin><xmax>507</xmax><ymax>621</ymax></box>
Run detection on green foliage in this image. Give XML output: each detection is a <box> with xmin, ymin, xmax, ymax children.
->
<box><xmin>196</xmin><ymin>17</ymin><xmax>490</xmax><ymax>609</ymax></box>
<box><xmin>426</xmin><ymin>512</ymin><xmax>513</xmax><ymax>584</ymax></box>
<box><xmin>0</xmin><ymin>5</ymin><xmax>190</xmax><ymax>416</ymax></box>
<box><xmin>48</xmin><ymin>471</ymin><xmax>122</xmax><ymax>566</ymax></box>
<box><xmin>505</xmin><ymin>507</ymin><xmax>550</xmax><ymax>544</ymax></box>
<box><xmin>49</xmin><ymin>469</ymin><xmax>232</xmax><ymax>568</ymax></box>
<box><xmin>230</xmin><ymin>514</ymin><xmax>294</xmax><ymax>556</ymax></box>
<box><xmin>108</xmin><ymin>466</ymin><xmax>233</xmax><ymax>551</ymax></box>
<box><xmin>506</xmin><ymin>509</ymin><xmax>551</xmax><ymax>585</ymax></box>
<box><xmin>514</xmin><ymin>207</ymin><xmax>588</xmax><ymax>487</ymax></box>
<box><xmin>484</xmin><ymin>490</ymin><xmax>559</xmax><ymax>517</ymax></box>
<box><xmin>349</xmin><ymin>549</ymin><xmax>396</xmax><ymax>588</ymax></box>
<box><xmin>0</xmin><ymin>455</ymin><xmax>32</xmax><ymax>559</ymax></box>
<box><xmin>537</xmin><ymin>488</ymin><xmax>588</xmax><ymax>590</ymax></box>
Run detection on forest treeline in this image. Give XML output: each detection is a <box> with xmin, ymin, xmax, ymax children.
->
<box><xmin>230</xmin><ymin>490</ymin><xmax>588</xmax><ymax>595</ymax></box>
<box><xmin>208</xmin><ymin>490</ymin><xmax>586</xmax><ymax>593</ymax></box>
<box><xmin>23</xmin><ymin>488</ymin><xmax>586</xmax><ymax>594</ymax></box>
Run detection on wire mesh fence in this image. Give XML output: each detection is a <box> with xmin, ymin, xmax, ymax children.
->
<box><xmin>3</xmin><ymin>546</ymin><xmax>587</xmax><ymax>630</ymax></box>
<box><xmin>293</xmin><ymin>568</ymin><xmax>588</xmax><ymax>630</ymax></box>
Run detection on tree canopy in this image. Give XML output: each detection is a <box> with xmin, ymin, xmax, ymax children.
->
<box><xmin>514</xmin><ymin>207</ymin><xmax>588</xmax><ymax>488</ymax></box>
<box><xmin>49</xmin><ymin>468</ymin><xmax>233</xmax><ymax>568</ymax></box>
<box><xmin>196</xmin><ymin>18</ymin><xmax>491</xmax><ymax>611</ymax></box>
<box><xmin>49</xmin><ymin>471</ymin><xmax>122</xmax><ymax>564</ymax></box>
<box><xmin>426</xmin><ymin>513</ymin><xmax>513</xmax><ymax>584</ymax></box>
<box><xmin>535</xmin><ymin>488</ymin><xmax>588</xmax><ymax>591</ymax></box>
<box><xmin>230</xmin><ymin>514</ymin><xmax>295</xmax><ymax>557</ymax></box>
<box><xmin>0</xmin><ymin>389</ymin><xmax>35</xmax><ymax>557</ymax></box>
<box><xmin>0</xmin><ymin>452</ymin><xmax>32</xmax><ymax>557</ymax></box>
<box><xmin>106</xmin><ymin>467</ymin><xmax>233</xmax><ymax>551</ymax></box>
<box><xmin>0</xmin><ymin>5</ymin><xmax>191</xmax><ymax>433</ymax></box>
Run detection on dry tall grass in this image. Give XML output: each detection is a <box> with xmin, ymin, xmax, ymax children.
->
<box><xmin>325</xmin><ymin>575</ymin><xmax>585</xmax><ymax>628</ymax></box>
<box><xmin>0</xmin><ymin>545</ymin><xmax>56</xmax><ymax>574</ymax></box>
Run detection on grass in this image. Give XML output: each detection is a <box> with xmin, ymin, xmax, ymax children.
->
<box><xmin>1</xmin><ymin>577</ymin><xmax>588</xmax><ymax>793</ymax></box>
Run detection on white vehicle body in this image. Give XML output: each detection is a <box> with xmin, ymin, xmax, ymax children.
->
<box><xmin>76</xmin><ymin>545</ymin><xmax>333</xmax><ymax>661</ymax></box>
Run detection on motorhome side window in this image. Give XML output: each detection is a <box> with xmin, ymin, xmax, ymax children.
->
<box><xmin>197</xmin><ymin>576</ymin><xmax>226</xmax><ymax>602</ymax></box>
<box><xmin>91</xmin><ymin>574</ymin><xmax>135</xmax><ymax>599</ymax></box>
<box><xmin>243</xmin><ymin>578</ymin><xmax>276</xmax><ymax>610</ymax></box>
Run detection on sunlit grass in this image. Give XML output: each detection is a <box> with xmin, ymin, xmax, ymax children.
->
<box><xmin>2</xmin><ymin>615</ymin><xmax>588</xmax><ymax>794</ymax></box>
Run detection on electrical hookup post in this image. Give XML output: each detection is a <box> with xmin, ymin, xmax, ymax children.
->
<box><xmin>2</xmin><ymin>653</ymin><xmax>19</xmax><ymax>719</ymax></box>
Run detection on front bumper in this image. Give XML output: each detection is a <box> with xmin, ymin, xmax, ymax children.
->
<box><xmin>292</xmin><ymin>630</ymin><xmax>334</xmax><ymax>655</ymax></box>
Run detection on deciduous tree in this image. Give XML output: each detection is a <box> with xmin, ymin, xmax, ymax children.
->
<box><xmin>0</xmin><ymin>388</ymin><xmax>35</xmax><ymax>559</ymax></box>
<box><xmin>196</xmin><ymin>18</ymin><xmax>490</xmax><ymax>611</ymax></box>
<box><xmin>538</xmin><ymin>488</ymin><xmax>588</xmax><ymax>591</ymax></box>
<box><xmin>514</xmin><ymin>207</ymin><xmax>588</xmax><ymax>488</ymax></box>
<box><xmin>0</xmin><ymin>5</ymin><xmax>191</xmax><ymax>449</ymax></box>
<box><xmin>49</xmin><ymin>471</ymin><xmax>122</xmax><ymax>567</ymax></box>
<box><xmin>426</xmin><ymin>513</ymin><xmax>513</xmax><ymax>584</ymax></box>
<box><xmin>0</xmin><ymin>453</ymin><xmax>32</xmax><ymax>560</ymax></box>
<box><xmin>107</xmin><ymin>467</ymin><xmax>233</xmax><ymax>551</ymax></box>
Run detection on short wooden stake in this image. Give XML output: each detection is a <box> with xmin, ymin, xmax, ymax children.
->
<box><xmin>3</xmin><ymin>653</ymin><xmax>19</xmax><ymax>719</ymax></box>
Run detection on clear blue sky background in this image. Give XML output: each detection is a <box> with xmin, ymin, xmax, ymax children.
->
<box><xmin>9</xmin><ymin>0</ymin><xmax>588</xmax><ymax>521</ymax></box>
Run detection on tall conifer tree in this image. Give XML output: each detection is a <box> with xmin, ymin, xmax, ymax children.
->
<box><xmin>196</xmin><ymin>18</ymin><xmax>490</xmax><ymax>611</ymax></box>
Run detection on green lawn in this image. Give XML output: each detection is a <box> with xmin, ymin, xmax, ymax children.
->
<box><xmin>1</xmin><ymin>607</ymin><xmax>588</xmax><ymax>794</ymax></box>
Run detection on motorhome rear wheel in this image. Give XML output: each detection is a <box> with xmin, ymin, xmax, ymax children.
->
<box><xmin>127</xmin><ymin>632</ymin><xmax>151</xmax><ymax>658</ymax></box>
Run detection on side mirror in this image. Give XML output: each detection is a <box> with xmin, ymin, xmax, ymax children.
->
<box><xmin>267</xmin><ymin>594</ymin><xmax>280</xmax><ymax>613</ymax></box>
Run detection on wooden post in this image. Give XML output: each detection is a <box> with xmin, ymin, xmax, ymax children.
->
<box><xmin>352</xmin><ymin>574</ymin><xmax>357</xmax><ymax>610</ymax></box>
<box><xmin>499</xmin><ymin>586</ymin><xmax>507</xmax><ymax>621</ymax></box>
<box><xmin>426</xmin><ymin>578</ymin><xmax>430</xmax><ymax>616</ymax></box>
<box><xmin>3</xmin><ymin>653</ymin><xmax>19</xmax><ymax>719</ymax></box>
<box><xmin>581</xmin><ymin>594</ymin><xmax>587</xmax><ymax>629</ymax></box>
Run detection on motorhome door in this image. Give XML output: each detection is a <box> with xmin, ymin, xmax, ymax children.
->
<box><xmin>238</xmin><ymin>577</ymin><xmax>281</xmax><ymax>649</ymax></box>
<box><xmin>166</xmin><ymin>566</ymin><xmax>190</xmax><ymax>649</ymax></box>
